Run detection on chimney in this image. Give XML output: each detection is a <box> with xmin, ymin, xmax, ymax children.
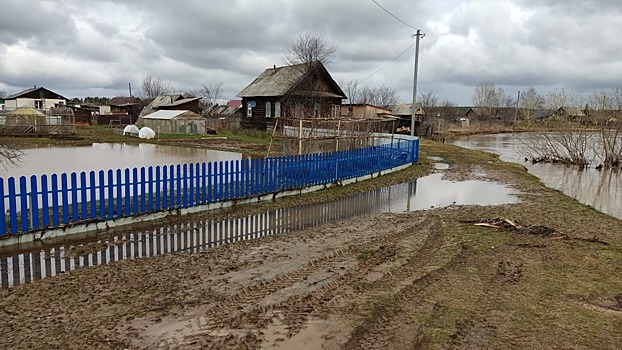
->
<box><xmin>273</xmin><ymin>65</ymin><xmax>277</xmax><ymax>74</ymax></box>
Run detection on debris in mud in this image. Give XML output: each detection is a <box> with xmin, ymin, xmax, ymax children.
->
<box><xmin>464</xmin><ymin>217</ymin><xmax>564</xmax><ymax>237</ymax></box>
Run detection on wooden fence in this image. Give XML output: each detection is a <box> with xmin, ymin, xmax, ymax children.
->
<box><xmin>0</xmin><ymin>138</ymin><xmax>418</xmax><ymax>237</ymax></box>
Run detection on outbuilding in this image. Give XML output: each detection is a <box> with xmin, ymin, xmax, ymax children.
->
<box><xmin>140</xmin><ymin>110</ymin><xmax>206</xmax><ymax>134</ymax></box>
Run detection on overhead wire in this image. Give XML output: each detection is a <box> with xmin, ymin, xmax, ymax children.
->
<box><xmin>359</xmin><ymin>0</ymin><xmax>420</xmax><ymax>84</ymax></box>
<box><xmin>359</xmin><ymin>43</ymin><xmax>415</xmax><ymax>84</ymax></box>
<box><xmin>370</xmin><ymin>0</ymin><xmax>418</xmax><ymax>31</ymax></box>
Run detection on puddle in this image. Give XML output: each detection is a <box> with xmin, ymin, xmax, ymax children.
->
<box><xmin>434</xmin><ymin>163</ymin><xmax>450</xmax><ymax>170</ymax></box>
<box><xmin>0</xmin><ymin>171</ymin><xmax>519</xmax><ymax>288</ymax></box>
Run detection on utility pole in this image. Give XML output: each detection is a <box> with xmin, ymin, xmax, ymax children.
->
<box><xmin>410</xmin><ymin>29</ymin><xmax>424</xmax><ymax>136</ymax></box>
<box><xmin>514</xmin><ymin>90</ymin><xmax>520</xmax><ymax>126</ymax></box>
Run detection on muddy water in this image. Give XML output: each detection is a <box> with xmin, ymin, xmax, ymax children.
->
<box><xmin>0</xmin><ymin>143</ymin><xmax>242</xmax><ymax>178</ymax></box>
<box><xmin>453</xmin><ymin>133</ymin><xmax>622</xmax><ymax>220</ymax></box>
<box><xmin>0</xmin><ymin>160</ymin><xmax>519</xmax><ymax>288</ymax></box>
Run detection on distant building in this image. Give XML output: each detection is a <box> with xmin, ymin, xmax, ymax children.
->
<box><xmin>4</xmin><ymin>86</ymin><xmax>68</xmax><ymax>110</ymax></box>
<box><xmin>140</xmin><ymin>110</ymin><xmax>206</xmax><ymax>134</ymax></box>
<box><xmin>138</xmin><ymin>94</ymin><xmax>201</xmax><ymax>123</ymax></box>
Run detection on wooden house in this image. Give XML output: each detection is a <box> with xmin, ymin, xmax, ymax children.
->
<box><xmin>4</xmin><ymin>86</ymin><xmax>68</xmax><ymax>110</ymax></box>
<box><xmin>109</xmin><ymin>96</ymin><xmax>142</xmax><ymax>123</ymax></box>
<box><xmin>556</xmin><ymin>107</ymin><xmax>586</xmax><ymax>122</ymax></box>
<box><xmin>237</xmin><ymin>61</ymin><xmax>346</xmax><ymax>130</ymax></box>
<box><xmin>340</xmin><ymin>104</ymin><xmax>393</xmax><ymax>119</ymax></box>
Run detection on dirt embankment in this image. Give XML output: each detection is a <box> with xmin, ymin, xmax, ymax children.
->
<box><xmin>1</xmin><ymin>141</ymin><xmax>622</xmax><ymax>349</ymax></box>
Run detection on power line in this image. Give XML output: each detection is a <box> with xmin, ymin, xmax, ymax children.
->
<box><xmin>370</xmin><ymin>0</ymin><xmax>418</xmax><ymax>31</ymax></box>
<box><xmin>359</xmin><ymin>43</ymin><xmax>415</xmax><ymax>84</ymax></box>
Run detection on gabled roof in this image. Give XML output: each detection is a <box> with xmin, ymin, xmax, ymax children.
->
<box><xmin>142</xmin><ymin>110</ymin><xmax>202</xmax><ymax>120</ymax></box>
<box><xmin>558</xmin><ymin>106</ymin><xmax>585</xmax><ymax>117</ymax></box>
<box><xmin>6</xmin><ymin>86</ymin><xmax>68</xmax><ymax>101</ymax></box>
<box><xmin>237</xmin><ymin>61</ymin><xmax>346</xmax><ymax>99</ymax></box>
<box><xmin>391</xmin><ymin>103</ymin><xmax>425</xmax><ymax>116</ymax></box>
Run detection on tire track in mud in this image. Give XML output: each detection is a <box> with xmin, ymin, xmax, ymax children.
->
<box><xmin>147</xmin><ymin>216</ymin><xmax>433</xmax><ymax>349</ymax></box>
<box><xmin>342</xmin><ymin>227</ymin><xmax>473</xmax><ymax>350</ymax></box>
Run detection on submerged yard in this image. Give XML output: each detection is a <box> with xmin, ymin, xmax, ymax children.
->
<box><xmin>0</xmin><ymin>139</ymin><xmax>621</xmax><ymax>349</ymax></box>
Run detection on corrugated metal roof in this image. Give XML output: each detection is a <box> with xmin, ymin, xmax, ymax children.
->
<box><xmin>162</xmin><ymin>97</ymin><xmax>201</xmax><ymax>107</ymax></box>
<box><xmin>141</xmin><ymin>110</ymin><xmax>187</xmax><ymax>120</ymax></box>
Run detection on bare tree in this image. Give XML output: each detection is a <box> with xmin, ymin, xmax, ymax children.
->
<box><xmin>419</xmin><ymin>91</ymin><xmax>439</xmax><ymax>108</ymax></box>
<box><xmin>440</xmin><ymin>98</ymin><xmax>457</xmax><ymax>108</ymax></box>
<box><xmin>544</xmin><ymin>88</ymin><xmax>568</xmax><ymax>111</ymax></box>
<box><xmin>283</xmin><ymin>32</ymin><xmax>336</xmax><ymax>67</ymax></box>
<box><xmin>199</xmin><ymin>82</ymin><xmax>223</xmax><ymax>108</ymax></box>
<box><xmin>473</xmin><ymin>81</ymin><xmax>505</xmax><ymax>116</ymax></box>
<box><xmin>0</xmin><ymin>90</ymin><xmax>7</xmax><ymax>99</ymax></box>
<box><xmin>346</xmin><ymin>84</ymin><xmax>399</xmax><ymax>109</ymax></box>
<box><xmin>0</xmin><ymin>145</ymin><xmax>21</xmax><ymax>169</ymax></box>
<box><xmin>140</xmin><ymin>75</ymin><xmax>173</xmax><ymax>101</ymax></box>
<box><xmin>365</xmin><ymin>85</ymin><xmax>399</xmax><ymax>108</ymax></box>
<box><xmin>340</xmin><ymin>79</ymin><xmax>362</xmax><ymax>104</ymax></box>
<box><xmin>520</xmin><ymin>87</ymin><xmax>545</xmax><ymax>121</ymax></box>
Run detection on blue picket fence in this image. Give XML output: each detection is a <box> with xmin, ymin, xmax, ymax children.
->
<box><xmin>0</xmin><ymin>138</ymin><xmax>418</xmax><ymax>237</ymax></box>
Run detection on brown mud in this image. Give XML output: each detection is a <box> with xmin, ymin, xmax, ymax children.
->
<box><xmin>0</xmin><ymin>140</ymin><xmax>622</xmax><ymax>349</ymax></box>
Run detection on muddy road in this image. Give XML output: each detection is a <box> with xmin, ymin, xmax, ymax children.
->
<box><xmin>1</xmin><ymin>141</ymin><xmax>622</xmax><ymax>349</ymax></box>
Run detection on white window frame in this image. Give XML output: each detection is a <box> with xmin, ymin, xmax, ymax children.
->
<box><xmin>265</xmin><ymin>101</ymin><xmax>271</xmax><ymax>118</ymax></box>
<box><xmin>314</xmin><ymin>102</ymin><xmax>321</xmax><ymax>118</ymax></box>
<box><xmin>275</xmin><ymin>101</ymin><xmax>281</xmax><ymax>118</ymax></box>
<box><xmin>246</xmin><ymin>103</ymin><xmax>252</xmax><ymax>118</ymax></box>
<box><xmin>332</xmin><ymin>104</ymin><xmax>341</xmax><ymax>118</ymax></box>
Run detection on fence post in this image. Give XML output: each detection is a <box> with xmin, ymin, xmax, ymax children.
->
<box><xmin>8</xmin><ymin>177</ymin><xmax>17</xmax><ymax>235</ymax></box>
<box><xmin>89</xmin><ymin>171</ymin><xmax>96</xmax><ymax>219</ymax></box>
<box><xmin>207</xmin><ymin>162</ymin><xmax>212</xmax><ymax>203</ymax></box>
<box><xmin>140</xmin><ymin>167</ymin><xmax>146</xmax><ymax>213</ymax></box>
<box><xmin>155</xmin><ymin>166</ymin><xmax>161</xmax><ymax>211</ymax></box>
<box><xmin>41</xmin><ymin>175</ymin><xmax>49</xmax><ymax>228</ymax></box>
<box><xmin>148</xmin><ymin>166</ymin><xmax>154</xmax><ymax>212</ymax></box>
<box><xmin>98</xmin><ymin>170</ymin><xmax>105</xmax><ymax>219</ymax></box>
<box><xmin>0</xmin><ymin>178</ymin><xmax>5</xmax><ymax>236</ymax></box>
<box><xmin>20</xmin><ymin>176</ymin><xmax>29</xmax><ymax>232</ymax></box>
<box><xmin>78</xmin><ymin>172</ymin><xmax>87</xmax><ymax>220</ymax></box>
<box><xmin>124</xmin><ymin>168</ymin><xmax>131</xmax><ymax>216</ymax></box>
<box><xmin>51</xmin><ymin>174</ymin><xmax>59</xmax><ymax>226</ymax></box>
<box><xmin>201</xmin><ymin>163</ymin><xmax>207</xmax><ymax>204</ymax></box>
<box><xmin>30</xmin><ymin>175</ymin><xmax>39</xmax><ymax>230</ymax></box>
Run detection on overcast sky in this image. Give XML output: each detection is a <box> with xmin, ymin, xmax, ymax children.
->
<box><xmin>1</xmin><ymin>0</ymin><xmax>621</xmax><ymax>106</ymax></box>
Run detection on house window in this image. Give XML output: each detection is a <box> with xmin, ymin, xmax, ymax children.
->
<box><xmin>275</xmin><ymin>102</ymin><xmax>281</xmax><ymax>118</ymax></box>
<box><xmin>246</xmin><ymin>103</ymin><xmax>252</xmax><ymax>118</ymax></box>
<box><xmin>332</xmin><ymin>104</ymin><xmax>341</xmax><ymax>118</ymax></box>
<box><xmin>265</xmin><ymin>101</ymin><xmax>271</xmax><ymax>118</ymax></box>
<box><xmin>35</xmin><ymin>100</ymin><xmax>43</xmax><ymax>109</ymax></box>
<box><xmin>295</xmin><ymin>103</ymin><xmax>303</xmax><ymax>118</ymax></box>
<box><xmin>314</xmin><ymin>102</ymin><xmax>321</xmax><ymax>118</ymax></box>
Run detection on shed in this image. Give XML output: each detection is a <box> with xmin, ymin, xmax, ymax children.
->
<box><xmin>140</xmin><ymin>110</ymin><xmax>206</xmax><ymax>134</ymax></box>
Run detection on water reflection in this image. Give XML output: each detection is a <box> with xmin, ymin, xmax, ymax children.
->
<box><xmin>0</xmin><ymin>169</ymin><xmax>518</xmax><ymax>288</ymax></box>
<box><xmin>0</xmin><ymin>143</ymin><xmax>242</xmax><ymax>178</ymax></box>
<box><xmin>453</xmin><ymin>133</ymin><xmax>622</xmax><ymax>220</ymax></box>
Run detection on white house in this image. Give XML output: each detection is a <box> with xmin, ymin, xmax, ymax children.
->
<box><xmin>4</xmin><ymin>86</ymin><xmax>68</xmax><ymax>110</ymax></box>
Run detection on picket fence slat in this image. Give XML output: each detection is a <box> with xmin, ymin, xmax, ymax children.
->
<box><xmin>0</xmin><ymin>140</ymin><xmax>418</xmax><ymax>236</ymax></box>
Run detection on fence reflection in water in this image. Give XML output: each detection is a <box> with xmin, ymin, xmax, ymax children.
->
<box><xmin>0</xmin><ymin>180</ymin><xmax>417</xmax><ymax>288</ymax></box>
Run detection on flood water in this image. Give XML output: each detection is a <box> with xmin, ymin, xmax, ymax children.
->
<box><xmin>0</xmin><ymin>159</ymin><xmax>519</xmax><ymax>288</ymax></box>
<box><xmin>0</xmin><ymin>143</ymin><xmax>242</xmax><ymax>178</ymax></box>
<box><xmin>453</xmin><ymin>133</ymin><xmax>622</xmax><ymax>220</ymax></box>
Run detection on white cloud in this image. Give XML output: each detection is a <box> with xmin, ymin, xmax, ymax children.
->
<box><xmin>1</xmin><ymin>0</ymin><xmax>621</xmax><ymax>105</ymax></box>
